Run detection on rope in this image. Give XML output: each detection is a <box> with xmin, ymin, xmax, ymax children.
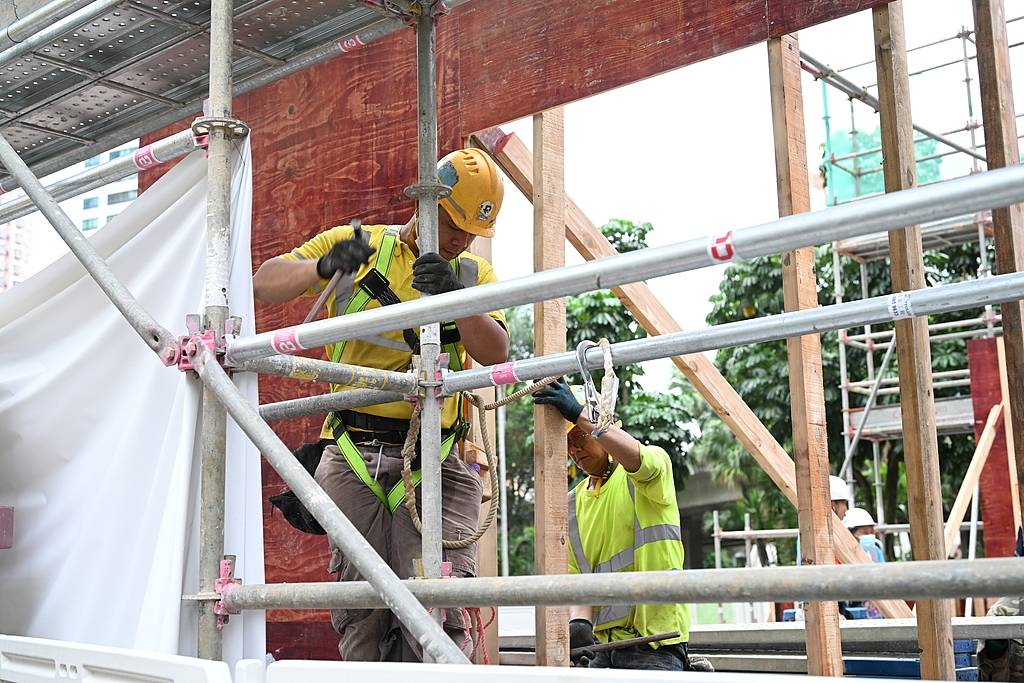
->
<box><xmin>398</xmin><ymin>338</ymin><xmax>617</xmax><ymax>550</ymax></box>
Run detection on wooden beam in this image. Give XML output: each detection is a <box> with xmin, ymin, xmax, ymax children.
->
<box><xmin>531</xmin><ymin>107</ymin><xmax>569</xmax><ymax>668</ymax></box>
<box><xmin>470</xmin><ymin>129</ymin><xmax>914</xmax><ymax>620</ymax></box>
<box><xmin>996</xmin><ymin>338</ymin><xmax>1023</xmax><ymax>532</ymax></box>
<box><xmin>974</xmin><ymin>0</ymin><xmax>1024</xmax><ymax>533</ymax></box>
<box><xmin>873</xmin><ymin>3</ymin><xmax>955</xmax><ymax>678</ymax></box>
<box><xmin>944</xmin><ymin>403</ymin><xmax>1003</xmax><ymax>557</ymax></box>
<box><xmin>467</xmin><ymin>236</ymin><xmax>500</xmax><ymax>665</ymax></box>
<box><xmin>769</xmin><ymin>33</ymin><xmax>844</xmax><ymax>678</ymax></box>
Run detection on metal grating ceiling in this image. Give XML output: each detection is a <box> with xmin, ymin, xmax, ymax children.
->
<box><xmin>0</xmin><ymin>0</ymin><xmax>405</xmax><ymax>186</ymax></box>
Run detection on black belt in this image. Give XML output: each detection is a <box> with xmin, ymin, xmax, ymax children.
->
<box><xmin>334</xmin><ymin>410</ymin><xmax>456</xmax><ymax>450</ymax></box>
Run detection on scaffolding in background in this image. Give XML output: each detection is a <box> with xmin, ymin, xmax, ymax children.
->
<box><xmin>1</xmin><ymin>0</ymin><xmax>1024</xmax><ymax>679</ymax></box>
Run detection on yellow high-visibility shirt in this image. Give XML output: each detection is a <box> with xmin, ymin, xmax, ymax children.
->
<box><xmin>567</xmin><ymin>445</ymin><xmax>691</xmax><ymax>646</ymax></box>
<box><xmin>278</xmin><ymin>224</ymin><xmax>506</xmax><ymax>437</ymax></box>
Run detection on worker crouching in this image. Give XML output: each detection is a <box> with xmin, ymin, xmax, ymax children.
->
<box><xmin>253</xmin><ymin>148</ymin><xmax>510</xmax><ymax>662</ymax></box>
<box><xmin>533</xmin><ymin>379</ymin><xmax>695</xmax><ymax>671</ymax></box>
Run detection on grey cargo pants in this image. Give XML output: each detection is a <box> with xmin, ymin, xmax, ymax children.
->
<box><xmin>314</xmin><ymin>439</ymin><xmax>484</xmax><ymax>662</ymax></box>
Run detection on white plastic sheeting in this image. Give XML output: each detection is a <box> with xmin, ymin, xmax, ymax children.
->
<box><xmin>0</xmin><ymin>139</ymin><xmax>265</xmax><ymax>666</ymax></box>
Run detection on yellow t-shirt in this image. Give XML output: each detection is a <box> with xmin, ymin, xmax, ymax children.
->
<box><xmin>278</xmin><ymin>224</ymin><xmax>507</xmax><ymax>437</ymax></box>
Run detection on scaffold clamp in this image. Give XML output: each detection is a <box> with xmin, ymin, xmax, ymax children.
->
<box><xmin>214</xmin><ymin>556</ymin><xmax>241</xmax><ymax>628</ymax></box>
<box><xmin>191</xmin><ymin>116</ymin><xmax>250</xmax><ymax>140</ymax></box>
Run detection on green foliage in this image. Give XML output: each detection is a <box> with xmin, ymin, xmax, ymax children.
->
<box><xmin>500</xmin><ymin>218</ymin><xmax>697</xmax><ymax>574</ymax></box>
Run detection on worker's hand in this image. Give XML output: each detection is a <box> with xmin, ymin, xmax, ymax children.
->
<box><xmin>532</xmin><ymin>378</ymin><xmax>583</xmax><ymax>424</ymax></box>
<box><xmin>316</xmin><ymin>238</ymin><xmax>375</xmax><ymax>280</ymax></box>
<box><xmin>569</xmin><ymin>618</ymin><xmax>597</xmax><ymax>667</ymax></box>
<box><xmin>412</xmin><ymin>253</ymin><xmax>463</xmax><ymax>295</ymax></box>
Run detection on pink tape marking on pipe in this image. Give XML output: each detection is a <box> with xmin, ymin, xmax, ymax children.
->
<box><xmin>132</xmin><ymin>145</ymin><xmax>162</xmax><ymax>170</ymax></box>
<box><xmin>339</xmin><ymin>34</ymin><xmax>366</xmax><ymax>53</ymax></box>
<box><xmin>272</xmin><ymin>328</ymin><xmax>305</xmax><ymax>355</ymax></box>
<box><xmin>489</xmin><ymin>362</ymin><xmax>519</xmax><ymax>386</ymax></box>
<box><xmin>706</xmin><ymin>230</ymin><xmax>735</xmax><ymax>262</ymax></box>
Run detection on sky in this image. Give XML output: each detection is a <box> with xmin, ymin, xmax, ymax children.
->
<box><xmin>486</xmin><ymin>0</ymin><xmax>1024</xmax><ymax>390</ymax></box>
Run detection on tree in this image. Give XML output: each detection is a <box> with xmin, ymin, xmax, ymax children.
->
<box><xmin>499</xmin><ymin>219</ymin><xmax>698</xmax><ymax>575</ymax></box>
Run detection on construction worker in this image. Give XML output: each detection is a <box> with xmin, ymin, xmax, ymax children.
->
<box><xmin>829</xmin><ymin>475</ymin><xmax>851</xmax><ymax>520</ymax></box>
<box><xmin>845</xmin><ymin>507</ymin><xmax>885</xmax><ymax>563</ymax></box>
<box><xmin>253</xmin><ymin>148</ymin><xmax>509</xmax><ymax>662</ymax></box>
<box><xmin>532</xmin><ymin>379</ymin><xmax>692</xmax><ymax>671</ymax></box>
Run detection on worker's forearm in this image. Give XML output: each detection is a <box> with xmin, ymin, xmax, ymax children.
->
<box><xmin>253</xmin><ymin>257</ymin><xmax>320</xmax><ymax>303</ymax></box>
<box><xmin>455</xmin><ymin>314</ymin><xmax>509</xmax><ymax>366</ymax></box>
<box><xmin>576</xmin><ymin>416</ymin><xmax>642</xmax><ymax>472</ymax></box>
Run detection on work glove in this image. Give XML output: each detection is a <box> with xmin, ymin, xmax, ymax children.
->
<box><xmin>412</xmin><ymin>253</ymin><xmax>463</xmax><ymax>295</ymax></box>
<box><xmin>569</xmin><ymin>618</ymin><xmax>597</xmax><ymax>667</ymax></box>
<box><xmin>532</xmin><ymin>378</ymin><xmax>583</xmax><ymax>424</ymax></box>
<box><xmin>316</xmin><ymin>238</ymin><xmax>375</xmax><ymax>279</ymax></box>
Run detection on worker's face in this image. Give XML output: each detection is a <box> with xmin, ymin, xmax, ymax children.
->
<box><xmin>852</xmin><ymin>525</ymin><xmax>876</xmax><ymax>539</ymax></box>
<box><xmin>567</xmin><ymin>426</ymin><xmax>609</xmax><ymax>477</ymax></box>
<box><xmin>436</xmin><ymin>207</ymin><xmax>476</xmax><ymax>260</ymax></box>
<box><xmin>832</xmin><ymin>499</ymin><xmax>849</xmax><ymax>520</ymax></box>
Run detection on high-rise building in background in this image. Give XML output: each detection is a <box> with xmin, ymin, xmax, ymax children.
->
<box><xmin>0</xmin><ymin>140</ymin><xmax>139</xmax><ymax>291</ymax></box>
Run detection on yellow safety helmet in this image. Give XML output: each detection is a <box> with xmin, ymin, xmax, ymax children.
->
<box><xmin>438</xmin><ymin>148</ymin><xmax>504</xmax><ymax>238</ymax></box>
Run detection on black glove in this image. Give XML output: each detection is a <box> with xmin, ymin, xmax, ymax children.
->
<box><xmin>412</xmin><ymin>253</ymin><xmax>463</xmax><ymax>295</ymax></box>
<box><xmin>569</xmin><ymin>618</ymin><xmax>597</xmax><ymax>667</ymax></box>
<box><xmin>532</xmin><ymin>378</ymin><xmax>583</xmax><ymax>424</ymax></box>
<box><xmin>316</xmin><ymin>238</ymin><xmax>374</xmax><ymax>279</ymax></box>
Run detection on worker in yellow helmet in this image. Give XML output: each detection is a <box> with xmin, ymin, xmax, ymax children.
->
<box><xmin>253</xmin><ymin>148</ymin><xmax>509</xmax><ymax>662</ymax></box>
<box><xmin>533</xmin><ymin>379</ymin><xmax>694</xmax><ymax>671</ymax></box>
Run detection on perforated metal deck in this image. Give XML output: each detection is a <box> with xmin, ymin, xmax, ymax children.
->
<box><xmin>0</xmin><ymin>0</ymin><xmax>413</xmax><ymax>187</ymax></box>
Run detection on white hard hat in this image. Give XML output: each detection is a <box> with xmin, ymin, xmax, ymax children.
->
<box><xmin>844</xmin><ymin>506</ymin><xmax>876</xmax><ymax>529</ymax></box>
<box><xmin>829</xmin><ymin>475</ymin><xmax>850</xmax><ymax>502</ymax></box>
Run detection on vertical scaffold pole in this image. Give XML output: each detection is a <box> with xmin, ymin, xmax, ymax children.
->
<box><xmin>410</xmin><ymin>1</ymin><xmax>445</xmax><ymax>643</ymax></box>
<box><xmin>197</xmin><ymin>0</ymin><xmax>234</xmax><ymax>661</ymax></box>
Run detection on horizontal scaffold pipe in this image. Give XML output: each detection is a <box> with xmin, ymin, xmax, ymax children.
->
<box><xmin>0</xmin><ymin>129</ymin><xmax>199</xmax><ymax>225</ymax></box>
<box><xmin>190</xmin><ymin>345</ymin><xmax>468</xmax><ymax>664</ymax></box>
<box><xmin>222</xmin><ymin>557</ymin><xmax>1024</xmax><ymax>612</ymax></box>
<box><xmin>0</xmin><ymin>0</ymin><xmax>123</xmax><ymax>72</ymax></box>
<box><xmin>260</xmin><ymin>388</ymin><xmax>407</xmax><ymax>422</ymax></box>
<box><xmin>224</xmin><ymin>164</ymin><xmax>1024</xmax><ymax>366</ymax></box>
<box><xmin>443</xmin><ymin>271</ymin><xmax>1024</xmax><ymax>394</ymax></box>
<box><xmin>238</xmin><ymin>355</ymin><xmax>416</xmax><ymax>392</ymax></box>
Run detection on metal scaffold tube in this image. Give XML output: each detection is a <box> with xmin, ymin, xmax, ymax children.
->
<box><xmin>0</xmin><ymin>0</ymin><xmax>123</xmax><ymax>71</ymax></box>
<box><xmin>221</xmin><ymin>557</ymin><xmax>1024</xmax><ymax>612</ymax></box>
<box><xmin>0</xmin><ymin>132</ymin><xmax>178</xmax><ymax>364</ymax></box>
<box><xmin>443</xmin><ymin>270</ymin><xmax>1024</xmax><ymax>394</ymax></box>
<box><xmin>196</xmin><ymin>0</ymin><xmax>234</xmax><ymax>660</ymax></box>
<box><xmin>0</xmin><ymin>129</ymin><xmax>199</xmax><ymax>225</ymax></box>
<box><xmin>0</xmin><ymin>0</ymin><xmax>101</xmax><ymax>50</ymax></box>
<box><xmin>260</xmin><ymin>388</ymin><xmax>407</xmax><ymax>422</ymax></box>
<box><xmin>237</xmin><ymin>355</ymin><xmax>417</xmax><ymax>392</ymax></box>
<box><xmin>411</xmin><ymin>1</ymin><xmax>444</xmax><ymax>627</ymax></box>
<box><xmin>225</xmin><ymin>164</ymin><xmax>1024</xmax><ymax>366</ymax></box>
<box><xmin>188</xmin><ymin>345</ymin><xmax>469</xmax><ymax>664</ymax></box>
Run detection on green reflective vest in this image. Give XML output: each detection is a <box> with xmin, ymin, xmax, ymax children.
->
<box><xmin>567</xmin><ymin>445</ymin><xmax>691</xmax><ymax>645</ymax></box>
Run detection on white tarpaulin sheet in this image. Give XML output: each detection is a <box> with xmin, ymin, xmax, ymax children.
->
<box><xmin>0</xmin><ymin>139</ymin><xmax>265</xmax><ymax>666</ymax></box>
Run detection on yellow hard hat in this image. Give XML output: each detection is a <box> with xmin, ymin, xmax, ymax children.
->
<box><xmin>438</xmin><ymin>148</ymin><xmax>504</xmax><ymax>238</ymax></box>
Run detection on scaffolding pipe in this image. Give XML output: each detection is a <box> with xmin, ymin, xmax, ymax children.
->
<box><xmin>195</xmin><ymin>0</ymin><xmax>235</xmax><ymax>659</ymax></box>
<box><xmin>411</xmin><ymin>2</ymin><xmax>444</xmax><ymax>603</ymax></box>
<box><xmin>848</xmin><ymin>378</ymin><xmax>973</xmax><ymax>397</ymax></box>
<box><xmin>840</xmin><ymin>339</ymin><xmax>896</xmax><ymax>479</ymax></box>
<box><xmin>237</xmin><ymin>355</ymin><xmax>417</xmax><ymax>393</ymax></box>
<box><xmin>188</xmin><ymin>345</ymin><xmax>469</xmax><ymax>664</ymax></box>
<box><xmin>846</xmin><ymin>316</ymin><xmax>998</xmax><ymax>342</ymax></box>
<box><xmin>0</xmin><ymin>0</ymin><xmax>123</xmax><ymax>72</ymax></box>
<box><xmin>801</xmin><ymin>51</ymin><xmax>987</xmax><ymax>163</ymax></box>
<box><xmin>442</xmin><ymin>271</ymin><xmax>1024</xmax><ymax>395</ymax></box>
<box><xmin>221</xmin><ymin>557</ymin><xmax>1024</xmax><ymax>611</ymax></box>
<box><xmin>0</xmin><ymin>0</ymin><xmax>472</xmax><ymax>195</ymax></box>
<box><xmin>847</xmin><ymin>368</ymin><xmax>969</xmax><ymax>388</ymax></box>
<box><xmin>260</xmin><ymin>388</ymin><xmax>407</xmax><ymax>422</ymax></box>
<box><xmin>0</xmin><ymin>0</ymin><xmax>102</xmax><ymax>51</ymax></box>
<box><xmin>0</xmin><ymin>131</ymin><xmax>178</xmax><ymax>363</ymax></box>
<box><xmin>0</xmin><ymin>129</ymin><xmax>199</xmax><ymax>225</ymax></box>
<box><xmin>225</xmin><ymin>164</ymin><xmax>1024</xmax><ymax>366</ymax></box>
<box><xmin>717</xmin><ymin>522</ymin><xmax>981</xmax><ymax>542</ymax></box>
<box><xmin>497</xmin><ymin>386</ymin><xmax>510</xmax><ymax>577</ymax></box>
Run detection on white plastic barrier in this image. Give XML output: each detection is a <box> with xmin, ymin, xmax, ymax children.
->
<box><xmin>0</xmin><ymin>635</ymin><xmax>232</xmax><ymax>683</ymax></box>
<box><xmin>253</xmin><ymin>659</ymin><xmax>851</xmax><ymax>682</ymax></box>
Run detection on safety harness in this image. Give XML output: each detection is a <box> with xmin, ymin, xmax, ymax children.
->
<box><xmin>324</xmin><ymin>227</ymin><xmax>475</xmax><ymax>514</ymax></box>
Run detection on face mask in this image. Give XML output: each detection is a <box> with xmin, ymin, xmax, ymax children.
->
<box><xmin>859</xmin><ymin>533</ymin><xmax>878</xmax><ymax>547</ymax></box>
